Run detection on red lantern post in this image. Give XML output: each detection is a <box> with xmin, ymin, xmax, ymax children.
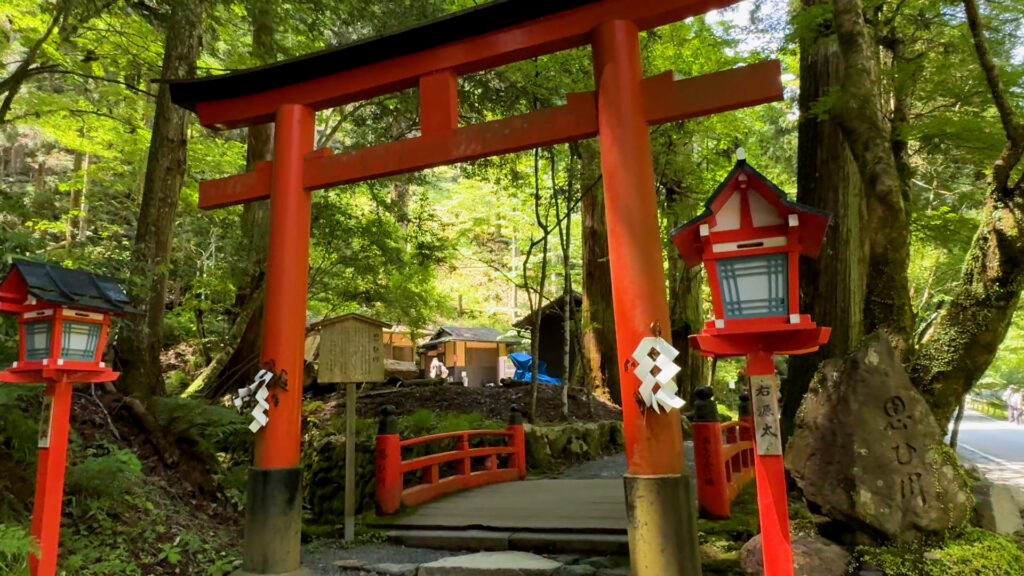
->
<box><xmin>0</xmin><ymin>259</ymin><xmax>134</xmax><ymax>576</ymax></box>
<box><xmin>671</xmin><ymin>152</ymin><xmax>831</xmax><ymax>576</ymax></box>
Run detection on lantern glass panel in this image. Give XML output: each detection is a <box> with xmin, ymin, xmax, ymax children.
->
<box><xmin>24</xmin><ymin>321</ymin><xmax>52</xmax><ymax>361</ymax></box>
<box><xmin>716</xmin><ymin>254</ymin><xmax>788</xmax><ymax>319</ymax></box>
<box><xmin>61</xmin><ymin>320</ymin><xmax>101</xmax><ymax>361</ymax></box>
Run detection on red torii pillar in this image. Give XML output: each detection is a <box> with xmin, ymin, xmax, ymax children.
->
<box><xmin>241</xmin><ymin>104</ymin><xmax>315</xmax><ymax>573</ymax></box>
<box><xmin>593</xmin><ymin>20</ymin><xmax>699</xmax><ymax>574</ymax></box>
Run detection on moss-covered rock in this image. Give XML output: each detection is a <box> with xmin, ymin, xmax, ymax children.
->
<box><xmin>523</xmin><ymin>421</ymin><xmax>625</xmax><ymax>473</ymax></box>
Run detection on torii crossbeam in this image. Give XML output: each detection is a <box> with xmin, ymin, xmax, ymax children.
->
<box><xmin>169</xmin><ymin>1</ymin><xmax>785</xmax><ymax>575</ymax></box>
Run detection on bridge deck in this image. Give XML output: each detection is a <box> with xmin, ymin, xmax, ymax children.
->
<box><xmin>378</xmin><ymin>479</ymin><xmax>627</xmax><ymax>533</ymax></box>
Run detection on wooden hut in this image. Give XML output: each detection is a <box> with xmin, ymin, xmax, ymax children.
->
<box><xmin>513</xmin><ymin>292</ymin><xmax>582</xmax><ymax>380</ymax></box>
<box><xmin>419</xmin><ymin>326</ymin><xmax>518</xmax><ymax>387</ymax></box>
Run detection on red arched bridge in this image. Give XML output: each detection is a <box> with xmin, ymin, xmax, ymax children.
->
<box><xmin>371</xmin><ymin>395</ymin><xmax>755</xmax><ymax>552</ymax></box>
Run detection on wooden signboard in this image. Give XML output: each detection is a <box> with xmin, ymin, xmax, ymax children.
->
<box><xmin>318</xmin><ymin>313</ymin><xmax>389</xmax><ymax>383</ymax></box>
<box><xmin>749</xmin><ymin>374</ymin><xmax>782</xmax><ymax>456</ymax></box>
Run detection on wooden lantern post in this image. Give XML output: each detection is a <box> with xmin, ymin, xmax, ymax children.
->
<box><xmin>316</xmin><ymin>313</ymin><xmax>390</xmax><ymax>541</ymax></box>
<box><xmin>671</xmin><ymin>152</ymin><xmax>831</xmax><ymax>576</ymax></box>
<box><xmin>0</xmin><ymin>259</ymin><xmax>135</xmax><ymax>576</ymax></box>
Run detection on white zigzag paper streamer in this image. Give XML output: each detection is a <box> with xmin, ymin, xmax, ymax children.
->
<box><xmin>231</xmin><ymin>369</ymin><xmax>275</xmax><ymax>433</ymax></box>
<box><xmin>631</xmin><ymin>337</ymin><xmax>686</xmax><ymax>413</ymax></box>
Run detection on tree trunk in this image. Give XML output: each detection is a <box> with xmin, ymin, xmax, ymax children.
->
<box><xmin>556</xmin><ymin>153</ymin><xmax>574</xmax><ymax>419</ymax></box>
<box><xmin>833</xmin><ymin>0</ymin><xmax>914</xmax><ymax>358</ymax></box>
<box><xmin>910</xmin><ymin>196</ymin><xmax>1024</xmax><ymax>423</ymax></box>
<box><xmin>908</xmin><ymin>0</ymin><xmax>1024</xmax><ymax>424</ymax></box>
<box><xmin>529</xmin><ymin>149</ymin><xmax>550</xmax><ymax>421</ymax></box>
<box><xmin>783</xmin><ymin>1</ymin><xmax>868</xmax><ymax>440</ymax></box>
<box><xmin>184</xmin><ymin>282</ymin><xmax>265</xmax><ymax>398</ymax></box>
<box><xmin>948</xmin><ymin>396</ymin><xmax>966</xmax><ymax>450</ymax></box>
<box><xmin>579</xmin><ymin>141</ymin><xmax>619</xmax><ymax>405</ymax></box>
<box><xmin>662</xmin><ymin>179</ymin><xmax>708</xmax><ymax>403</ymax></box>
<box><xmin>117</xmin><ymin>0</ymin><xmax>202</xmax><ymax>399</ymax></box>
<box><xmin>197</xmin><ymin>0</ymin><xmax>276</xmax><ymax>397</ymax></box>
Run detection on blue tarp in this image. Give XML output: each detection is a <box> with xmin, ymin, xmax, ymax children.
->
<box><xmin>508</xmin><ymin>352</ymin><xmax>562</xmax><ymax>385</ymax></box>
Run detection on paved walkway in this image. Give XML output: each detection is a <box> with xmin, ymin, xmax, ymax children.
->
<box><xmin>951</xmin><ymin>409</ymin><xmax>1024</xmax><ymax>504</ymax></box>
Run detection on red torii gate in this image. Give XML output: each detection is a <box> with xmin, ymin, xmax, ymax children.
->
<box><xmin>169</xmin><ymin>1</ymin><xmax>783</xmax><ymax>574</ymax></box>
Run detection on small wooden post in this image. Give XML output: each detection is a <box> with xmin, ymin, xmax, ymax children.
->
<box><xmin>344</xmin><ymin>381</ymin><xmax>357</xmax><ymax>542</ymax></box>
<box><xmin>317</xmin><ymin>313</ymin><xmax>389</xmax><ymax>540</ymax></box>
<box><xmin>692</xmin><ymin>386</ymin><xmax>730</xmax><ymax>519</ymax></box>
<box><xmin>375</xmin><ymin>406</ymin><xmax>402</xmax><ymax>515</ymax></box>
<box><xmin>507</xmin><ymin>408</ymin><xmax>527</xmax><ymax>480</ymax></box>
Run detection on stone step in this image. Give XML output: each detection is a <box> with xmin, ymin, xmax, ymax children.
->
<box><xmin>387</xmin><ymin>529</ymin><xmax>629</xmax><ymax>556</ymax></box>
<box><xmin>418</xmin><ymin>551</ymin><xmax>562</xmax><ymax>576</ymax></box>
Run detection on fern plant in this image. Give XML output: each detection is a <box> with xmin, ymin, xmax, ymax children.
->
<box><xmin>0</xmin><ymin>523</ymin><xmax>35</xmax><ymax>576</ymax></box>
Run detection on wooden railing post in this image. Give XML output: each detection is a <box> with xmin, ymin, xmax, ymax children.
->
<box><xmin>692</xmin><ymin>386</ymin><xmax>730</xmax><ymax>519</ymax></box>
<box><xmin>507</xmin><ymin>407</ymin><xmax>526</xmax><ymax>479</ymax></box>
<box><xmin>375</xmin><ymin>405</ymin><xmax>402</xmax><ymax>515</ymax></box>
<box><xmin>455</xmin><ymin>432</ymin><xmax>471</xmax><ymax>477</ymax></box>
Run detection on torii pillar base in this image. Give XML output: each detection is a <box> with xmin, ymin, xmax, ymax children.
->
<box><xmin>625</xmin><ymin>474</ymin><xmax>702</xmax><ymax>576</ymax></box>
<box><xmin>233</xmin><ymin>467</ymin><xmax>310</xmax><ymax>576</ymax></box>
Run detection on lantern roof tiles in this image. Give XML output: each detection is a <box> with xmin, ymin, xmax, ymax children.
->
<box><xmin>0</xmin><ymin>259</ymin><xmax>137</xmax><ymax>315</ymax></box>
<box><xmin>670</xmin><ymin>160</ymin><xmax>831</xmax><ymax>267</ymax></box>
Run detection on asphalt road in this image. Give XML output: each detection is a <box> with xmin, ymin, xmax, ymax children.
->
<box><xmin>952</xmin><ymin>409</ymin><xmax>1024</xmax><ymax>501</ymax></box>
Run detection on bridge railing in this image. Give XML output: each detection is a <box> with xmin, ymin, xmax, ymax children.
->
<box><xmin>375</xmin><ymin>406</ymin><xmax>527</xmax><ymax>515</ymax></box>
<box><xmin>691</xmin><ymin>388</ymin><xmax>755</xmax><ymax>519</ymax></box>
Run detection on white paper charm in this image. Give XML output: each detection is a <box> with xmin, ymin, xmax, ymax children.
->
<box><xmin>232</xmin><ymin>369</ymin><xmax>275</xmax><ymax>434</ymax></box>
<box><xmin>630</xmin><ymin>337</ymin><xmax>686</xmax><ymax>413</ymax></box>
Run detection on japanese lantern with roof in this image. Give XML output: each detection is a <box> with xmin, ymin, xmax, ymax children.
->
<box><xmin>0</xmin><ymin>259</ymin><xmax>133</xmax><ymax>384</ymax></box>
<box><xmin>670</xmin><ymin>151</ymin><xmax>831</xmax><ymax>357</ymax></box>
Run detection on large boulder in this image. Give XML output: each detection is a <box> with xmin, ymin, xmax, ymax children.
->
<box><xmin>786</xmin><ymin>332</ymin><xmax>973</xmax><ymax>542</ymax></box>
<box><xmin>740</xmin><ymin>534</ymin><xmax>851</xmax><ymax>575</ymax></box>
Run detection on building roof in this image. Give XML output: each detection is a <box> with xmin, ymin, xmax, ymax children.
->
<box><xmin>167</xmin><ymin>0</ymin><xmax>599</xmax><ymax>115</ymax></box>
<box><xmin>421</xmin><ymin>326</ymin><xmax>515</xmax><ymax>348</ymax></box>
<box><xmin>513</xmin><ymin>292</ymin><xmax>583</xmax><ymax>330</ymax></box>
<box><xmin>670</xmin><ymin>160</ymin><xmax>831</xmax><ymax>267</ymax></box>
<box><xmin>311</xmin><ymin>312</ymin><xmax>393</xmax><ymax>331</ymax></box>
<box><xmin>0</xmin><ymin>258</ymin><xmax>136</xmax><ymax>314</ymax></box>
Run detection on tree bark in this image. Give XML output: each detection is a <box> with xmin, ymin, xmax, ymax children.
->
<box><xmin>528</xmin><ymin>148</ymin><xmax>551</xmax><ymax>421</ymax></box>
<box><xmin>833</xmin><ymin>0</ymin><xmax>914</xmax><ymax>358</ymax></box>
<box><xmin>117</xmin><ymin>0</ymin><xmax>202</xmax><ymax>399</ymax></box>
<box><xmin>555</xmin><ymin>149</ymin><xmax>575</xmax><ymax>419</ymax></box>
<box><xmin>783</xmin><ymin>0</ymin><xmax>868</xmax><ymax>439</ymax></box>
<box><xmin>579</xmin><ymin>141</ymin><xmax>620</xmax><ymax>405</ymax></box>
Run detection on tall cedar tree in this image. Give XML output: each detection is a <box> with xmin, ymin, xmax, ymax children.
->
<box><xmin>782</xmin><ymin>0</ymin><xmax>868</xmax><ymax>439</ymax></box>
<box><xmin>117</xmin><ymin>0</ymin><xmax>202</xmax><ymax>398</ymax></box>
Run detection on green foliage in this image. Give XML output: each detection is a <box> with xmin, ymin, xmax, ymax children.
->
<box><xmin>65</xmin><ymin>443</ymin><xmax>143</xmax><ymax>506</ymax></box>
<box><xmin>0</xmin><ymin>523</ymin><xmax>34</xmax><ymax>576</ymax></box>
<box><xmin>856</xmin><ymin>528</ymin><xmax>1024</xmax><ymax>576</ymax></box>
<box><xmin>147</xmin><ymin>396</ymin><xmax>251</xmax><ymax>464</ymax></box>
